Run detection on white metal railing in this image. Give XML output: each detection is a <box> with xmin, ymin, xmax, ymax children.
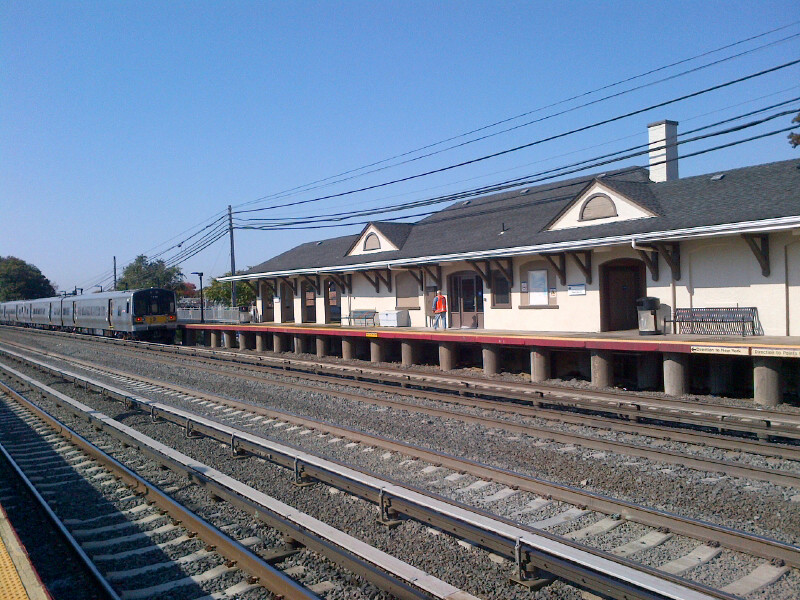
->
<box><xmin>177</xmin><ymin>307</ymin><xmax>251</xmax><ymax>323</ymax></box>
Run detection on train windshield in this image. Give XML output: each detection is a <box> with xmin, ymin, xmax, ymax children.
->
<box><xmin>132</xmin><ymin>289</ymin><xmax>176</xmax><ymax>316</ymax></box>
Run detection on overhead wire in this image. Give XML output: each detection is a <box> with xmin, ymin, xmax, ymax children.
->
<box><xmin>233</xmin><ymin>21</ymin><xmax>800</xmax><ymax>210</ymax></box>
<box><xmin>233</xmin><ymin>58</ymin><xmax>800</xmax><ymax>217</ymax></box>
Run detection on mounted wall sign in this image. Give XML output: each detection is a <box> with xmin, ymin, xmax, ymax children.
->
<box><xmin>568</xmin><ymin>284</ymin><xmax>586</xmax><ymax>296</ymax></box>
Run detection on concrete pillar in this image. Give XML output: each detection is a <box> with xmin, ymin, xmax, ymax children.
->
<box><xmin>183</xmin><ymin>329</ymin><xmax>196</xmax><ymax>347</ymax></box>
<box><xmin>401</xmin><ymin>341</ymin><xmax>418</xmax><ymax>367</ymax></box>
<box><xmin>590</xmin><ymin>349</ymin><xmax>612</xmax><ymax>388</ymax></box>
<box><xmin>482</xmin><ymin>345</ymin><xmax>499</xmax><ymax>376</ymax></box>
<box><xmin>293</xmin><ymin>334</ymin><xmax>304</xmax><ymax>354</ymax></box>
<box><xmin>709</xmin><ymin>357</ymin><xmax>733</xmax><ymax>396</ymax></box>
<box><xmin>637</xmin><ymin>352</ymin><xmax>660</xmax><ymax>390</ymax></box>
<box><xmin>754</xmin><ymin>357</ymin><xmax>782</xmax><ymax>407</ymax></box>
<box><xmin>342</xmin><ymin>337</ymin><xmax>355</xmax><ymax>361</ymax></box>
<box><xmin>224</xmin><ymin>331</ymin><xmax>235</xmax><ymax>349</ymax></box>
<box><xmin>439</xmin><ymin>342</ymin><xmax>455</xmax><ymax>371</ymax></box>
<box><xmin>273</xmin><ymin>333</ymin><xmax>285</xmax><ymax>353</ymax></box>
<box><xmin>370</xmin><ymin>339</ymin><xmax>385</xmax><ymax>363</ymax></box>
<box><xmin>210</xmin><ymin>331</ymin><xmax>220</xmax><ymax>348</ymax></box>
<box><xmin>316</xmin><ymin>336</ymin><xmax>327</xmax><ymax>358</ymax></box>
<box><xmin>663</xmin><ymin>352</ymin><xmax>689</xmax><ymax>396</ymax></box>
<box><xmin>256</xmin><ymin>333</ymin><xmax>267</xmax><ymax>352</ymax></box>
<box><xmin>530</xmin><ymin>347</ymin><xmax>551</xmax><ymax>382</ymax></box>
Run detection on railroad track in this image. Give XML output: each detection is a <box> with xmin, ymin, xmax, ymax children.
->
<box><xmin>0</xmin><ymin>376</ymin><xmax>478</xmax><ymax>600</ymax></box>
<box><xmin>1</xmin><ymin>345</ymin><xmax>797</xmax><ymax>599</ymax></box>
<box><xmin>2</xmin><ymin>339</ymin><xmax>799</xmax><ymax>490</ymax></box>
<box><xmin>4</xmin><ymin>326</ymin><xmax>800</xmax><ymax>448</ymax></box>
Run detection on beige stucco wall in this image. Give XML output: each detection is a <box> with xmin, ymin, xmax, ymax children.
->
<box><xmin>264</xmin><ymin>229</ymin><xmax>800</xmax><ymax>336</ymax></box>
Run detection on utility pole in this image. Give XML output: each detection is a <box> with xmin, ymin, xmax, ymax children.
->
<box><xmin>113</xmin><ymin>256</ymin><xmax>117</xmax><ymax>291</ymax></box>
<box><xmin>228</xmin><ymin>205</ymin><xmax>237</xmax><ymax>307</ymax></box>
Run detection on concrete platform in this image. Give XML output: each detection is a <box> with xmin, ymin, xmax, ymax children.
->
<box><xmin>0</xmin><ymin>504</ymin><xmax>51</xmax><ymax>600</ymax></box>
<box><xmin>183</xmin><ymin>321</ymin><xmax>800</xmax><ymax>356</ymax></box>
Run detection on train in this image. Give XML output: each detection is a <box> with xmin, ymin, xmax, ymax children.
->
<box><xmin>0</xmin><ymin>288</ymin><xmax>178</xmax><ymax>342</ymax></box>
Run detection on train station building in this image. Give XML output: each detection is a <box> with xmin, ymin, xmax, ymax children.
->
<box><xmin>202</xmin><ymin>121</ymin><xmax>800</xmax><ymax>406</ymax></box>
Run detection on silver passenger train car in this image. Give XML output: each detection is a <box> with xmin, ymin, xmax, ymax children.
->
<box><xmin>0</xmin><ymin>288</ymin><xmax>177</xmax><ymax>342</ymax></box>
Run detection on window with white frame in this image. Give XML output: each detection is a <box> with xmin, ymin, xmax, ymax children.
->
<box><xmin>527</xmin><ymin>269</ymin><xmax>548</xmax><ymax>306</ymax></box>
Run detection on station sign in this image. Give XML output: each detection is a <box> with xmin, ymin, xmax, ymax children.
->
<box><xmin>690</xmin><ymin>345</ymin><xmax>749</xmax><ymax>356</ymax></box>
<box><xmin>752</xmin><ymin>347</ymin><xmax>800</xmax><ymax>358</ymax></box>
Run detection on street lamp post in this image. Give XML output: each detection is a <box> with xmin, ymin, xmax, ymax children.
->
<box><xmin>191</xmin><ymin>272</ymin><xmax>205</xmax><ymax>324</ymax></box>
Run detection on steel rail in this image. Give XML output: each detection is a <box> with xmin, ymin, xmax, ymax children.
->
<box><xmin>0</xmin><ymin>371</ymin><xmax>476</xmax><ymax>600</ymax></box>
<box><xmin>38</xmin><ymin>335</ymin><xmax>800</xmax><ymax>461</ymax></box>
<box><xmin>0</xmin><ymin>427</ymin><xmax>122</xmax><ymax>600</ymax></box>
<box><xmin>0</xmin><ymin>381</ymin><xmax>322</xmax><ymax>600</ymax></box>
<box><xmin>0</xmin><ymin>361</ymin><xmax>732</xmax><ymax>600</ymax></box>
<box><xmin>3</xmin><ymin>341</ymin><xmax>798</xmax><ymax>488</ymax></box>
<box><xmin>5</xmin><ymin>326</ymin><xmax>800</xmax><ymax>443</ymax></box>
<box><xmin>2</xmin><ymin>347</ymin><xmax>798</xmax><ymax>571</ymax></box>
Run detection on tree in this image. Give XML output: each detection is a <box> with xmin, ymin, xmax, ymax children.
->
<box><xmin>176</xmin><ymin>281</ymin><xmax>197</xmax><ymax>299</ymax></box>
<box><xmin>790</xmin><ymin>112</ymin><xmax>800</xmax><ymax>148</ymax></box>
<box><xmin>203</xmin><ymin>272</ymin><xmax>255</xmax><ymax>306</ymax></box>
<box><xmin>117</xmin><ymin>255</ymin><xmax>183</xmax><ymax>291</ymax></box>
<box><xmin>0</xmin><ymin>256</ymin><xmax>56</xmax><ymax>301</ymax></box>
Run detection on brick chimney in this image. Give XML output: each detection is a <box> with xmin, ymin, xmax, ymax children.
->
<box><xmin>648</xmin><ymin>120</ymin><xmax>679</xmax><ymax>182</ymax></box>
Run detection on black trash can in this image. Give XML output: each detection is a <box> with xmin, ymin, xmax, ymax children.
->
<box><xmin>636</xmin><ymin>297</ymin><xmax>661</xmax><ymax>335</ymax></box>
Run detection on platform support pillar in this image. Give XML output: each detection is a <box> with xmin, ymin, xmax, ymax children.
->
<box><xmin>401</xmin><ymin>341</ymin><xmax>418</xmax><ymax>367</ymax></box>
<box><xmin>342</xmin><ymin>337</ymin><xmax>355</xmax><ymax>361</ymax></box>
<box><xmin>183</xmin><ymin>329</ymin><xmax>196</xmax><ymax>347</ymax></box>
<box><xmin>637</xmin><ymin>352</ymin><xmax>660</xmax><ymax>390</ymax></box>
<box><xmin>590</xmin><ymin>349</ymin><xmax>612</xmax><ymax>388</ymax></box>
<box><xmin>482</xmin><ymin>345</ymin><xmax>499</xmax><ymax>376</ymax></box>
<box><xmin>255</xmin><ymin>333</ymin><xmax>267</xmax><ymax>352</ymax></box>
<box><xmin>530</xmin><ymin>348</ymin><xmax>551</xmax><ymax>382</ymax></box>
<box><xmin>663</xmin><ymin>352</ymin><xmax>689</xmax><ymax>397</ymax></box>
<box><xmin>224</xmin><ymin>331</ymin><xmax>236</xmax><ymax>349</ymax></box>
<box><xmin>370</xmin><ymin>339</ymin><xmax>385</xmax><ymax>363</ymax></box>
<box><xmin>293</xmin><ymin>334</ymin><xmax>304</xmax><ymax>354</ymax></box>
<box><xmin>316</xmin><ymin>336</ymin><xmax>327</xmax><ymax>358</ymax></box>
<box><xmin>273</xmin><ymin>333</ymin><xmax>286</xmax><ymax>353</ymax></box>
<box><xmin>709</xmin><ymin>357</ymin><xmax>733</xmax><ymax>396</ymax></box>
<box><xmin>439</xmin><ymin>342</ymin><xmax>455</xmax><ymax>371</ymax></box>
<box><xmin>210</xmin><ymin>331</ymin><xmax>220</xmax><ymax>348</ymax></box>
<box><xmin>754</xmin><ymin>357</ymin><xmax>782</xmax><ymax>407</ymax></box>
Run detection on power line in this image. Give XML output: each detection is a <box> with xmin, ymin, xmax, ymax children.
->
<box><xmin>233</xmin><ymin>21</ymin><xmax>800</xmax><ymax>211</ymax></box>
<box><xmin>233</xmin><ymin>58</ymin><xmax>800</xmax><ymax>218</ymax></box>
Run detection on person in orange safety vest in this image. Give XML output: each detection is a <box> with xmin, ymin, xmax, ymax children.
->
<box><xmin>432</xmin><ymin>290</ymin><xmax>447</xmax><ymax>329</ymax></box>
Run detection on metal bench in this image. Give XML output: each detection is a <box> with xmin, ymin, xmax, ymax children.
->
<box><xmin>344</xmin><ymin>309</ymin><xmax>377</xmax><ymax>327</ymax></box>
<box><xmin>664</xmin><ymin>307</ymin><xmax>759</xmax><ymax>337</ymax></box>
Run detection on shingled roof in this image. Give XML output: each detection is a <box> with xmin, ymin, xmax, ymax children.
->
<box><xmin>239</xmin><ymin>159</ymin><xmax>800</xmax><ymax>277</ymax></box>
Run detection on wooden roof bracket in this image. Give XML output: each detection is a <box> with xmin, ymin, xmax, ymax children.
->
<box><xmin>636</xmin><ymin>249</ymin><xmax>659</xmax><ymax>281</ymax></box>
<box><xmin>653</xmin><ymin>242</ymin><xmax>681</xmax><ymax>281</ymax></box>
<box><xmin>259</xmin><ymin>278</ymin><xmax>277</xmax><ymax>297</ymax></box>
<box><xmin>420</xmin><ymin>264</ymin><xmax>442</xmax><ymax>289</ymax></box>
<box><xmin>375</xmin><ymin>268</ymin><xmax>392</xmax><ymax>293</ymax></box>
<box><xmin>301</xmin><ymin>274</ymin><xmax>320</xmax><ymax>295</ymax></box>
<box><xmin>466</xmin><ymin>260</ymin><xmax>492</xmax><ymax>290</ymax></box>
<box><xmin>405</xmin><ymin>268</ymin><xmax>424</xmax><ymax>291</ymax></box>
<box><xmin>361</xmin><ymin>270</ymin><xmax>380</xmax><ymax>293</ymax></box>
<box><xmin>278</xmin><ymin>276</ymin><xmax>297</xmax><ymax>296</ymax></box>
<box><xmin>490</xmin><ymin>258</ymin><xmax>514</xmax><ymax>286</ymax></box>
<box><xmin>741</xmin><ymin>233</ymin><xmax>770</xmax><ymax>277</ymax></box>
<box><xmin>542</xmin><ymin>252</ymin><xmax>567</xmax><ymax>285</ymax></box>
<box><xmin>568</xmin><ymin>251</ymin><xmax>592</xmax><ymax>284</ymax></box>
<box><xmin>327</xmin><ymin>273</ymin><xmax>352</xmax><ymax>294</ymax></box>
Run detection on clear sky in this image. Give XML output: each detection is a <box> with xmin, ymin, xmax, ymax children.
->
<box><xmin>2</xmin><ymin>1</ymin><xmax>799</xmax><ymax>294</ymax></box>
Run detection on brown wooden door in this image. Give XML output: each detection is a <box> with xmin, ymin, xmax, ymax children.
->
<box><xmin>449</xmin><ymin>272</ymin><xmax>484</xmax><ymax>329</ymax></box>
<box><xmin>302</xmin><ymin>281</ymin><xmax>316</xmax><ymax>323</ymax></box>
<box><xmin>601</xmin><ymin>260</ymin><xmax>645</xmax><ymax>331</ymax></box>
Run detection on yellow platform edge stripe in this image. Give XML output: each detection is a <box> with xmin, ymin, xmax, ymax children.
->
<box><xmin>0</xmin><ymin>505</ymin><xmax>50</xmax><ymax>600</ymax></box>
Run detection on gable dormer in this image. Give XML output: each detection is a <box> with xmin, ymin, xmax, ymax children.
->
<box><xmin>346</xmin><ymin>223</ymin><xmax>401</xmax><ymax>257</ymax></box>
<box><xmin>546</xmin><ymin>179</ymin><xmax>657</xmax><ymax>232</ymax></box>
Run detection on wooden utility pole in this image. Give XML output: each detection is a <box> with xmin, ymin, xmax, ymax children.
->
<box><xmin>228</xmin><ymin>205</ymin><xmax>237</xmax><ymax>307</ymax></box>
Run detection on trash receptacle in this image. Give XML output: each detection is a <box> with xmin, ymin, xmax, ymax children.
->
<box><xmin>636</xmin><ymin>297</ymin><xmax>661</xmax><ymax>335</ymax></box>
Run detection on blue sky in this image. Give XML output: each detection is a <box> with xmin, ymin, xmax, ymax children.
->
<box><xmin>2</xmin><ymin>1</ymin><xmax>799</xmax><ymax>294</ymax></box>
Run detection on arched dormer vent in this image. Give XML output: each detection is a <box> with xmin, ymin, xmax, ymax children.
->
<box><xmin>579</xmin><ymin>194</ymin><xmax>617</xmax><ymax>221</ymax></box>
<box><xmin>363</xmin><ymin>233</ymin><xmax>381</xmax><ymax>251</ymax></box>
